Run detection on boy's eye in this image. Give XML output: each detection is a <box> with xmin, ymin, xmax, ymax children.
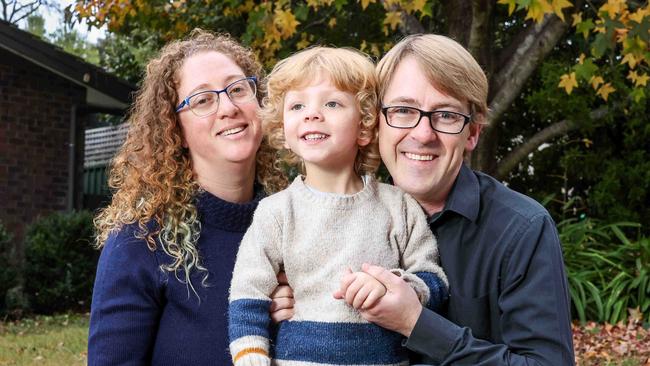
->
<box><xmin>325</xmin><ymin>101</ymin><xmax>339</xmax><ymax>108</ymax></box>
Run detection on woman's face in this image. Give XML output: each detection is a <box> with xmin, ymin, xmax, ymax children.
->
<box><xmin>176</xmin><ymin>51</ymin><xmax>262</xmax><ymax>178</ymax></box>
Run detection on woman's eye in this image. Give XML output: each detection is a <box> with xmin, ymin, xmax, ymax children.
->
<box><xmin>325</xmin><ymin>101</ymin><xmax>339</xmax><ymax>108</ymax></box>
<box><xmin>290</xmin><ymin>103</ymin><xmax>304</xmax><ymax>111</ymax></box>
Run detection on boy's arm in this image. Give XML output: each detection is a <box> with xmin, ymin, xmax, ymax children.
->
<box><xmin>229</xmin><ymin>204</ymin><xmax>283</xmax><ymax>366</ymax></box>
<box><xmin>393</xmin><ymin>193</ymin><xmax>448</xmax><ymax>311</ymax></box>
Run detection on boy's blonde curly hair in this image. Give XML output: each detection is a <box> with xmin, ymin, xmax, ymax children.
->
<box><xmin>94</xmin><ymin>29</ymin><xmax>287</xmax><ymax>294</ymax></box>
<box><xmin>261</xmin><ymin>46</ymin><xmax>380</xmax><ymax>176</ymax></box>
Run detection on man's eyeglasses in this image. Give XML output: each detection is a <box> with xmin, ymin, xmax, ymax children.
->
<box><xmin>381</xmin><ymin>106</ymin><xmax>472</xmax><ymax>134</ymax></box>
<box><xmin>176</xmin><ymin>77</ymin><xmax>257</xmax><ymax>117</ymax></box>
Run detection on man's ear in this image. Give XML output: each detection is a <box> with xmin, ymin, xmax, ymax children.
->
<box><xmin>465</xmin><ymin>123</ymin><xmax>482</xmax><ymax>153</ymax></box>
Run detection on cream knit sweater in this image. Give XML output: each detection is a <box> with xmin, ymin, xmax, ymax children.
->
<box><xmin>229</xmin><ymin>176</ymin><xmax>448</xmax><ymax>366</ymax></box>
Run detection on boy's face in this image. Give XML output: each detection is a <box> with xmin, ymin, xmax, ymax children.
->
<box><xmin>282</xmin><ymin>75</ymin><xmax>369</xmax><ymax>175</ymax></box>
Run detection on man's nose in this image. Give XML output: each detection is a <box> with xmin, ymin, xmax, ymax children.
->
<box><xmin>409</xmin><ymin>115</ymin><xmax>438</xmax><ymax>143</ymax></box>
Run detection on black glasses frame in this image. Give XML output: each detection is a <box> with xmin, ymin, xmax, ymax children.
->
<box><xmin>381</xmin><ymin>106</ymin><xmax>472</xmax><ymax>135</ymax></box>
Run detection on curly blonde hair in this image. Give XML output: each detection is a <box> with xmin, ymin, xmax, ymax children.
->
<box><xmin>95</xmin><ymin>29</ymin><xmax>287</xmax><ymax>294</ymax></box>
<box><xmin>261</xmin><ymin>46</ymin><xmax>381</xmax><ymax>176</ymax></box>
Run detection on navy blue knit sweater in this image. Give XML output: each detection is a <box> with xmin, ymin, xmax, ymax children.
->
<box><xmin>88</xmin><ymin>190</ymin><xmax>263</xmax><ymax>366</ymax></box>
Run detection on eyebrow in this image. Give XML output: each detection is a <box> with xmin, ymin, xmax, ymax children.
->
<box><xmin>385</xmin><ymin>96</ymin><xmax>464</xmax><ymax>111</ymax></box>
<box><xmin>183</xmin><ymin>74</ymin><xmax>247</xmax><ymax>97</ymax></box>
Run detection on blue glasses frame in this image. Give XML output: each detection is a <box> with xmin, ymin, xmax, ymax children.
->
<box><xmin>175</xmin><ymin>76</ymin><xmax>257</xmax><ymax>113</ymax></box>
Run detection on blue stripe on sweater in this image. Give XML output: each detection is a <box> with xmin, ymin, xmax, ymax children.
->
<box><xmin>274</xmin><ymin>320</ymin><xmax>408</xmax><ymax>364</ymax></box>
<box><xmin>415</xmin><ymin>271</ymin><xmax>449</xmax><ymax>311</ymax></box>
<box><xmin>229</xmin><ymin>298</ymin><xmax>272</xmax><ymax>341</ymax></box>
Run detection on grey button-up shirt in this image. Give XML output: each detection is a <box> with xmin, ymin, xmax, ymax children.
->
<box><xmin>406</xmin><ymin>164</ymin><xmax>575</xmax><ymax>365</ymax></box>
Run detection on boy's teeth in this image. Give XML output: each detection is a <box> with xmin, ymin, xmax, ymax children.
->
<box><xmin>304</xmin><ymin>133</ymin><xmax>327</xmax><ymax>140</ymax></box>
<box><xmin>405</xmin><ymin>152</ymin><xmax>434</xmax><ymax>161</ymax></box>
<box><xmin>220</xmin><ymin>126</ymin><xmax>245</xmax><ymax>136</ymax></box>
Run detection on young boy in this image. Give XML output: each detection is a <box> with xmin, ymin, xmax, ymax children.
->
<box><xmin>228</xmin><ymin>47</ymin><xmax>448</xmax><ymax>366</ymax></box>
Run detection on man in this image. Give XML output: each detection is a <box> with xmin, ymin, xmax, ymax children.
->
<box><xmin>351</xmin><ymin>34</ymin><xmax>575</xmax><ymax>365</ymax></box>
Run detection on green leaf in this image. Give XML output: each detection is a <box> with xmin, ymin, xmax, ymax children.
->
<box><xmin>294</xmin><ymin>4</ymin><xmax>309</xmax><ymax>21</ymax></box>
<box><xmin>576</xmin><ymin>19</ymin><xmax>594</xmax><ymax>38</ymax></box>
<box><xmin>591</xmin><ymin>33</ymin><xmax>611</xmax><ymax>58</ymax></box>
<box><xmin>574</xmin><ymin>59</ymin><xmax>598</xmax><ymax>81</ymax></box>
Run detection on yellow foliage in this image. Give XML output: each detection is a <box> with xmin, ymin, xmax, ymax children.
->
<box><xmin>596</xmin><ymin>82</ymin><xmax>615</xmax><ymax>101</ymax></box>
<box><xmin>599</xmin><ymin>0</ymin><xmax>627</xmax><ymax>17</ymax></box>
<box><xmin>402</xmin><ymin>0</ymin><xmax>427</xmax><ymax>14</ymax></box>
<box><xmin>498</xmin><ymin>0</ymin><xmax>517</xmax><ymax>15</ymax></box>
<box><xmin>572</xmin><ymin>12</ymin><xmax>582</xmax><ymax>26</ymax></box>
<box><xmin>383</xmin><ymin>11</ymin><xmax>402</xmax><ymax>32</ymax></box>
<box><xmin>274</xmin><ymin>8</ymin><xmax>300</xmax><ymax>39</ymax></box>
<box><xmin>296</xmin><ymin>34</ymin><xmax>311</xmax><ymax>50</ymax></box>
<box><xmin>629</xmin><ymin>7</ymin><xmax>650</xmax><ymax>23</ymax></box>
<box><xmin>589</xmin><ymin>76</ymin><xmax>604</xmax><ymax>90</ymax></box>
<box><xmin>359</xmin><ymin>0</ymin><xmax>376</xmax><ymax>10</ymax></box>
<box><xmin>559</xmin><ymin>72</ymin><xmax>578</xmax><ymax>94</ymax></box>
<box><xmin>621</xmin><ymin>53</ymin><xmax>640</xmax><ymax>69</ymax></box>
<box><xmin>627</xmin><ymin>71</ymin><xmax>650</xmax><ymax>87</ymax></box>
<box><xmin>578</xmin><ymin>53</ymin><xmax>586</xmax><ymax>64</ymax></box>
<box><xmin>328</xmin><ymin>17</ymin><xmax>337</xmax><ymax>28</ymax></box>
<box><xmin>550</xmin><ymin>0</ymin><xmax>572</xmax><ymax>21</ymax></box>
<box><xmin>526</xmin><ymin>0</ymin><xmax>553</xmax><ymax>23</ymax></box>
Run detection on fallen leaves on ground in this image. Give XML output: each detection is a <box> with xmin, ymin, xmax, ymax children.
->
<box><xmin>574</xmin><ymin>308</ymin><xmax>650</xmax><ymax>366</ymax></box>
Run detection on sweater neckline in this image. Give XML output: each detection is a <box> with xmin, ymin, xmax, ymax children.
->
<box><xmin>194</xmin><ymin>186</ymin><xmax>264</xmax><ymax>232</ymax></box>
<box><xmin>292</xmin><ymin>175</ymin><xmax>376</xmax><ymax>209</ymax></box>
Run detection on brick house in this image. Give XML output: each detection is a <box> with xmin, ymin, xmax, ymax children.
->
<box><xmin>0</xmin><ymin>20</ymin><xmax>135</xmax><ymax>255</ymax></box>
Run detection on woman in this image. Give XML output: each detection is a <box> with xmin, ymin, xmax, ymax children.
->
<box><xmin>88</xmin><ymin>29</ymin><xmax>287</xmax><ymax>366</ymax></box>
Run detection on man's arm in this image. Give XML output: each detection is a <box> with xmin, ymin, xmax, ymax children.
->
<box><xmin>361</xmin><ymin>215</ymin><xmax>575</xmax><ymax>366</ymax></box>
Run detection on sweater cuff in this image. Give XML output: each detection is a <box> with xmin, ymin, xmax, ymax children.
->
<box><xmin>405</xmin><ymin>307</ymin><xmax>461</xmax><ymax>363</ymax></box>
<box><xmin>389</xmin><ymin>269</ymin><xmax>430</xmax><ymax>306</ymax></box>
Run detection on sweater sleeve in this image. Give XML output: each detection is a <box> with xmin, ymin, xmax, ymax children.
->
<box><xmin>87</xmin><ymin>227</ymin><xmax>164</xmax><ymax>366</ymax></box>
<box><xmin>228</xmin><ymin>202</ymin><xmax>284</xmax><ymax>366</ymax></box>
<box><xmin>392</xmin><ymin>193</ymin><xmax>449</xmax><ymax>311</ymax></box>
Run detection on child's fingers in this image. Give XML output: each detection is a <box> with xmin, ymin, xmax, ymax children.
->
<box><xmin>361</xmin><ymin>285</ymin><xmax>386</xmax><ymax>309</ymax></box>
<box><xmin>334</xmin><ymin>268</ymin><xmax>356</xmax><ymax>300</ymax></box>
<box><xmin>344</xmin><ymin>276</ymin><xmax>364</xmax><ymax>306</ymax></box>
<box><xmin>352</xmin><ymin>284</ymin><xmax>372</xmax><ymax>309</ymax></box>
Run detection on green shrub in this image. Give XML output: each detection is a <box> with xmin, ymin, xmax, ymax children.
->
<box><xmin>0</xmin><ymin>221</ymin><xmax>19</xmax><ymax>314</ymax></box>
<box><xmin>560</xmin><ymin>218</ymin><xmax>650</xmax><ymax>324</ymax></box>
<box><xmin>23</xmin><ymin>211</ymin><xmax>98</xmax><ymax>314</ymax></box>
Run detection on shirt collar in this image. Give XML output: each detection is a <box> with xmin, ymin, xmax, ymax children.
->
<box><xmin>429</xmin><ymin>163</ymin><xmax>480</xmax><ymax>224</ymax></box>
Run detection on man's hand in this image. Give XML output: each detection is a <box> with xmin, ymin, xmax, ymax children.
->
<box><xmin>333</xmin><ymin>268</ymin><xmax>387</xmax><ymax>309</ymax></box>
<box><xmin>357</xmin><ymin>263</ymin><xmax>423</xmax><ymax>337</ymax></box>
<box><xmin>269</xmin><ymin>271</ymin><xmax>294</xmax><ymax>323</ymax></box>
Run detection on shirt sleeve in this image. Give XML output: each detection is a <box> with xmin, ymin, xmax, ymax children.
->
<box><xmin>405</xmin><ymin>214</ymin><xmax>575</xmax><ymax>366</ymax></box>
<box><xmin>87</xmin><ymin>227</ymin><xmax>164</xmax><ymax>366</ymax></box>
<box><xmin>394</xmin><ymin>193</ymin><xmax>449</xmax><ymax>311</ymax></box>
<box><xmin>228</xmin><ymin>203</ymin><xmax>283</xmax><ymax>366</ymax></box>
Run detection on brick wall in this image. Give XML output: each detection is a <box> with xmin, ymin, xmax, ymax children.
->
<box><xmin>0</xmin><ymin>48</ymin><xmax>87</xmax><ymax>256</ymax></box>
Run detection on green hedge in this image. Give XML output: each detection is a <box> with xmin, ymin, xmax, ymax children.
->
<box><xmin>0</xmin><ymin>221</ymin><xmax>19</xmax><ymax>314</ymax></box>
<box><xmin>560</xmin><ymin>218</ymin><xmax>650</xmax><ymax>324</ymax></box>
<box><xmin>23</xmin><ymin>211</ymin><xmax>98</xmax><ymax>314</ymax></box>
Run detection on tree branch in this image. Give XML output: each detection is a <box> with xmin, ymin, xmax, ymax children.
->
<box><xmin>494</xmin><ymin>105</ymin><xmax>609</xmax><ymax>181</ymax></box>
<box><xmin>488</xmin><ymin>14</ymin><xmax>568</xmax><ymax>124</ymax></box>
<box><xmin>399</xmin><ymin>11</ymin><xmax>425</xmax><ymax>35</ymax></box>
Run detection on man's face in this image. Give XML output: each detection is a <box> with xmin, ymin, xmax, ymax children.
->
<box><xmin>378</xmin><ymin>57</ymin><xmax>481</xmax><ymax>214</ymax></box>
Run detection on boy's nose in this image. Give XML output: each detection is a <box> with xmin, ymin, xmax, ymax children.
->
<box><xmin>303</xmin><ymin>107</ymin><xmax>323</xmax><ymax>122</ymax></box>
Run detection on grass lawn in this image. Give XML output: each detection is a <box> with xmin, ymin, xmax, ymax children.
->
<box><xmin>0</xmin><ymin>313</ymin><xmax>648</xmax><ymax>365</ymax></box>
<box><xmin>0</xmin><ymin>314</ymin><xmax>88</xmax><ymax>366</ymax></box>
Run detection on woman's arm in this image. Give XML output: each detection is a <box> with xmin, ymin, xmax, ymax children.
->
<box><xmin>88</xmin><ymin>227</ymin><xmax>164</xmax><ymax>366</ymax></box>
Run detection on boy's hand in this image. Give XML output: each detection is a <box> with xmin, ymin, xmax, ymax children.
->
<box><xmin>333</xmin><ymin>267</ymin><xmax>387</xmax><ymax>309</ymax></box>
<box><xmin>270</xmin><ymin>271</ymin><xmax>295</xmax><ymax>323</ymax></box>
